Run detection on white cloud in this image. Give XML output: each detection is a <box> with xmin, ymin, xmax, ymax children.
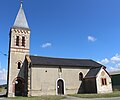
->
<box><xmin>117</xmin><ymin>63</ymin><xmax>120</xmax><ymax>68</ymax></box>
<box><xmin>109</xmin><ymin>67</ymin><xmax>120</xmax><ymax>72</ymax></box>
<box><xmin>88</xmin><ymin>36</ymin><xmax>96</xmax><ymax>42</ymax></box>
<box><xmin>41</xmin><ymin>43</ymin><xmax>52</xmax><ymax>48</ymax></box>
<box><xmin>0</xmin><ymin>68</ymin><xmax>7</xmax><ymax>85</ymax></box>
<box><xmin>0</xmin><ymin>62</ymin><xmax>7</xmax><ymax>85</ymax></box>
<box><xmin>0</xmin><ymin>69</ymin><xmax>7</xmax><ymax>80</ymax></box>
<box><xmin>100</xmin><ymin>58</ymin><xmax>109</xmax><ymax>64</ymax></box>
<box><xmin>111</xmin><ymin>54</ymin><xmax>120</xmax><ymax>62</ymax></box>
<box><xmin>98</xmin><ymin>54</ymin><xmax>120</xmax><ymax>72</ymax></box>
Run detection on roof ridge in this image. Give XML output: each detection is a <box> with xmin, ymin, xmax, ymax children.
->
<box><xmin>30</xmin><ymin>55</ymin><xmax>103</xmax><ymax>67</ymax></box>
<box><xmin>30</xmin><ymin>55</ymin><xmax>92</xmax><ymax>60</ymax></box>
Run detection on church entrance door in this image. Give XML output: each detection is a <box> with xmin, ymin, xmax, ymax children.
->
<box><xmin>57</xmin><ymin>79</ymin><xmax>64</xmax><ymax>95</ymax></box>
<box><xmin>15</xmin><ymin>78</ymin><xmax>24</xmax><ymax>96</ymax></box>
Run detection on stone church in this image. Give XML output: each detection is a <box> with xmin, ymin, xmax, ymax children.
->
<box><xmin>7</xmin><ymin>3</ymin><xmax>112</xmax><ymax>97</ymax></box>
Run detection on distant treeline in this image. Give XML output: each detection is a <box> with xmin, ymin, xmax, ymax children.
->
<box><xmin>0</xmin><ymin>84</ymin><xmax>7</xmax><ymax>88</ymax></box>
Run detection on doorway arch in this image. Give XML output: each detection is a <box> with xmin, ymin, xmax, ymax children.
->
<box><xmin>56</xmin><ymin>78</ymin><xmax>65</xmax><ymax>95</ymax></box>
<box><xmin>13</xmin><ymin>77</ymin><xmax>25</xmax><ymax>96</ymax></box>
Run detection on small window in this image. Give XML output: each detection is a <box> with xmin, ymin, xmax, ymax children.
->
<box><xmin>22</xmin><ymin>36</ymin><xmax>25</xmax><ymax>46</ymax></box>
<box><xmin>101</xmin><ymin>78</ymin><xmax>107</xmax><ymax>85</ymax></box>
<box><xmin>79</xmin><ymin>72</ymin><xmax>83</xmax><ymax>81</ymax></box>
<box><xmin>16</xmin><ymin>36</ymin><xmax>19</xmax><ymax>46</ymax></box>
<box><xmin>18</xmin><ymin>62</ymin><xmax>21</xmax><ymax>69</ymax></box>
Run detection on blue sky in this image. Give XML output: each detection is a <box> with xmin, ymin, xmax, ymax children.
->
<box><xmin>0</xmin><ymin>0</ymin><xmax>120</xmax><ymax>84</ymax></box>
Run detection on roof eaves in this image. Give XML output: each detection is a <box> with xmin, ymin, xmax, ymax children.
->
<box><xmin>12</xmin><ymin>26</ymin><xmax>30</xmax><ymax>31</ymax></box>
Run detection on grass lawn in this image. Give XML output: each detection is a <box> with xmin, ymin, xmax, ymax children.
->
<box><xmin>68</xmin><ymin>91</ymin><xmax>120</xmax><ymax>98</ymax></box>
<box><xmin>8</xmin><ymin>95</ymin><xmax>66</xmax><ymax>100</ymax></box>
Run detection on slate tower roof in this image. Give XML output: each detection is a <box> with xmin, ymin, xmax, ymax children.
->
<box><xmin>13</xmin><ymin>2</ymin><xmax>29</xmax><ymax>29</ymax></box>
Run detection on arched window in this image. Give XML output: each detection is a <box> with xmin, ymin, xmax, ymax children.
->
<box><xmin>18</xmin><ymin>62</ymin><xmax>21</xmax><ymax>69</ymax></box>
<box><xmin>22</xmin><ymin>36</ymin><xmax>25</xmax><ymax>46</ymax></box>
<box><xmin>79</xmin><ymin>72</ymin><xmax>83</xmax><ymax>81</ymax></box>
<box><xmin>16</xmin><ymin>36</ymin><xmax>19</xmax><ymax>46</ymax></box>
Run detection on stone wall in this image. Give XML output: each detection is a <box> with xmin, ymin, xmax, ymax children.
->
<box><xmin>96</xmin><ymin>68</ymin><xmax>112</xmax><ymax>93</ymax></box>
<box><xmin>30</xmin><ymin>66</ymin><xmax>89</xmax><ymax>96</ymax></box>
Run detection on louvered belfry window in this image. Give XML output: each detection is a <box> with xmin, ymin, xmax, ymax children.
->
<box><xmin>16</xmin><ymin>36</ymin><xmax>19</xmax><ymax>46</ymax></box>
<box><xmin>22</xmin><ymin>36</ymin><xmax>25</xmax><ymax>46</ymax></box>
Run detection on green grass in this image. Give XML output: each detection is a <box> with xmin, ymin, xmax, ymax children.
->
<box><xmin>8</xmin><ymin>95</ymin><xmax>66</xmax><ymax>100</ymax></box>
<box><xmin>6</xmin><ymin>91</ymin><xmax>120</xmax><ymax>99</ymax></box>
<box><xmin>68</xmin><ymin>91</ymin><xmax>120</xmax><ymax>98</ymax></box>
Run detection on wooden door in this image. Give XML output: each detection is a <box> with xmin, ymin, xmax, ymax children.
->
<box><xmin>57</xmin><ymin>79</ymin><xmax>64</xmax><ymax>95</ymax></box>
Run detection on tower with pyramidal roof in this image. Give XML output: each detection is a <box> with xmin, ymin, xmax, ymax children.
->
<box><xmin>7</xmin><ymin>2</ymin><xmax>30</xmax><ymax>97</ymax></box>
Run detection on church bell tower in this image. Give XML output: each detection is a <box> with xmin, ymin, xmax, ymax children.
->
<box><xmin>7</xmin><ymin>2</ymin><xmax>30</xmax><ymax>97</ymax></box>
